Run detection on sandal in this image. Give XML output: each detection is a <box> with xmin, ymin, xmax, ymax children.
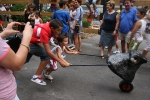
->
<box><xmin>101</xmin><ymin>55</ymin><xmax>105</xmax><ymax>59</ymax></box>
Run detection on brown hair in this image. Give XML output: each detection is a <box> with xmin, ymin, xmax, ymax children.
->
<box><xmin>107</xmin><ymin>0</ymin><xmax>115</xmax><ymax>9</ymax></box>
<box><xmin>70</xmin><ymin>1</ymin><xmax>76</xmax><ymax>9</ymax></box>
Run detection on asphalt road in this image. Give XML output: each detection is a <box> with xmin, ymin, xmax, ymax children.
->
<box><xmin>15</xmin><ymin>34</ymin><xmax>150</xmax><ymax>100</ymax></box>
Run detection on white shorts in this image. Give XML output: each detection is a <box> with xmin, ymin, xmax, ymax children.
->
<box><xmin>144</xmin><ymin>34</ymin><xmax>150</xmax><ymax>51</ymax></box>
<box><xmin>119</xmin><ymin>31</ymin><xmax>131</xmax><ymax>43</ymax></box>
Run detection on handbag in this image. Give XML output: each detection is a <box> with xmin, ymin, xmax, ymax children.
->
<box><xmin>7</xmin><ymin>34</ymin><xmax>22</xmax><ymax>53</ymax></box>
<box><xmin>98</xmin><ymin>28</ymin><xmax>102</xmax><ymax>35</ymax></box>
<box><xmin>74</xmin><ymin>22</ymin><xmax>80</xmax><ymax>33</ymax></box>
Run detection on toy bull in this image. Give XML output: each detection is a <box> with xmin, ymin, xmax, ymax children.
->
<box><xmin>107</xmin><ymin>50</ymin><xmax>147</xmax><ymax>92</ymax></box>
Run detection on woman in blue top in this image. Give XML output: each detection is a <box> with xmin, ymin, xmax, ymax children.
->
<box><xmin>99</xmin><ymin>0</ymin><xmax>120</xmax><ymax>59</ymax></box>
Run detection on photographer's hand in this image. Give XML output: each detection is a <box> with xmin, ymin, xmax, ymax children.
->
<box><xmin>0</xmin><ymin>22</ymin><xmax>21</xmax><ymax>39</ymax></box>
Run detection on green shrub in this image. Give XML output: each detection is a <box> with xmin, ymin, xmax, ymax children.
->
<box><xmin>42</xmin><ymin>16</ymin><xmax>51</xmax><ymax>23</ymax></box>
<box><xmin>82</xmin><ymin>18</ymin><xmax>91</xmax><ymax>28</ymax></box>
<box><xmin>11</xmin><ymin>4</ymin><xmax>26</xmax><ymax>22</ymax></box>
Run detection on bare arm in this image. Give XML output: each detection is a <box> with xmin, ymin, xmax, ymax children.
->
<box><xmin>40</xmin><ymin>18</ymin><xmax>43</xmax><ymax>23</ymax></box>
<box><xmin>130</xmin><ymin>21</ymin><xmax>142</xmax><ymax>40</ymax></box>
<box><xmin>64</xmin><ymin>47</ymin><xmax>78</xmax><ymax>54</ymax></box>
<box><xmin>99</xmin><ymin>15</ymin><xmax>104</xmax><ymax>28</ymax></box>
<box><xmin>113</xmin><ymin>14</ymin><xmax>120</xmax><ymax>35</ymax></box>
<box><xmin>56</xmin><ymin>48</ymin><xmax>70</xmax><ymax>65</ymax></box>
<box><xmin>0</xmin><ymin>22</ymin><xmax>32</xmax><ymax>71</ymax></box>
<box><xmin>43</xmin><ymin>43</ymin><xmax>70</xmax><ymax>67</ymax></box>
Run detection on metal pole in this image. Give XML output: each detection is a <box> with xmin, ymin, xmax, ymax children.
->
<box><xmin>71</xmin><ymin>64</ymin><xmax>108</xmax><ymax>66</ymax></box>
<box><xmin>33</xmin><ymin>0</ymin><xmax>39</xmax><ymax>10</ymax></box>
<box><xmin>99</xmin><ymin>0</ymin><xmax>109</xmax><ymax>20</ymax></box>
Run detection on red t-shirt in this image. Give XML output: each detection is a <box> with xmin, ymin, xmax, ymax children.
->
<box><xmin>0</xmin><ymin>20</ymin><xmax>2</xmax><ymax>25</ymax></box>
<box><xmin>30</xmin><ymin>22</ymin><xmax>51</xmax><ymax>44</ymax></box>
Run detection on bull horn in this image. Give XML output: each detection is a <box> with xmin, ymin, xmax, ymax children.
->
<box><xmin>130</xmin><ymin>57</ymin><xmax>137</xmax><ymax>64</ymax></box>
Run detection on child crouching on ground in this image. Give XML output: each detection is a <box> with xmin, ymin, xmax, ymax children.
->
<box><xmin>43</xmin><ymin>34</ymin><xmax>78</xmax><ymax>80</ymax></box>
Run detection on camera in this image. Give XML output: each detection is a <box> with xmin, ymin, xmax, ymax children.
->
<box><xmin>18</xmin><ymin>25</ymin><xmax>25</xmax><ymax>32</ymax></box>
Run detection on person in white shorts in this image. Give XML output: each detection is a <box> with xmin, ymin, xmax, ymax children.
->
<box><xmin>129</xmin><ymin>8</ymin><xmax>147</xmax><ymax>51</ymax></box>
<box><xmin>142</xmin><ymin>13</ymin><xmax>150</xmax><ymax>57</ymax></box>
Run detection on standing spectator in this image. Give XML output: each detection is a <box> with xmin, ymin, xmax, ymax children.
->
<box><xmin>120</xmin><ymin>0</ymin><xmax>134</xmax><ymax>11</ymax></box>
<box><xmin>99</xmin><ymin>0</ymin><xmax>119</xmax><ymax>58</ymax></box>
<box><xmin>118</xmin><ymin>0</ymin><xmax>138</xmax><ymax>53</ymax></box>
<box><xmin>0</xmin><ymin>22</ymin><xmax>32</xmax><ymax>100</ymax></box>
<box><xmin>0</xmin><ymin>16</ymin><xmax>4</xmax><ymax>31</ymax></box>
<box><xmin>68</xmin><ymin>1</ymin><xmax>76</xmax><ymax>49</ymax></box>
<box><xmin>27</xmin><ymin>3</ymin><xmax>36</xmax><ymax>28</ymax></box>
<box><xmin>0</xmin><ymin>4</ymin><xmax>6</xmax><ymax>21</ymax></box>
<box><xmin>72</xmin><ymin>0</ymin><xmax>84</xmax><ymax>52</ymax></box>
<box><xmin>142</xmin><ymin>13</ymin><xmax>150</xmax><ymax>57</ymax></box>
<box><xmin>52</xmin><ymin>0</ymin><xmax>71</xmax><ymax>35</ymax></box>
<box><xmin>85</xmin><ymin>0</ymin><xmax>98</xmax><ymax>17</ymax></box>
<box><xmin>5</xmin><ymin>4</ymin><xmax>11</xmax><ymax>21</ymax></box>
<box><xmin>113</xmin><ymin>9</ymin><xmax>121</xmax><ymax>54</ymax></box>
<box><xmin>34</xmin><ymin>10</ymin><xmax>43</xmax><ymax>24</ymax></box>
<box><xmin>23</xmin><ymin>3</ymin><xmax>30</xmax><ymax>24</ymax></box>
<box><xmin>49</xmin><ymin>0</ymin><xmax>58</xmax><ymax>12</ymax></box>
<box><xmin>146</xmin><ymin>6</ymin><xmax>150</xmax><ymax>15</ymax></box>
<box><xmin>129</xmin><ymin>8</ymin><xmax>147</xmax><ymax>51</ymax></box>
<box><xmin>26</xmin><ymin>19</ymin><xmax>70</xmax><ymax>85</ymax></box>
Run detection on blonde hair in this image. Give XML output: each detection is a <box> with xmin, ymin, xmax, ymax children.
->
<box><xmin>107</xmin><ymin>0</ymin><xmax>115</xmax><ymax>9</ymax></box>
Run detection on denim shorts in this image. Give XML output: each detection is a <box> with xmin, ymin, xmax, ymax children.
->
<box><xmin>26</xmin><ymin>44</ymin><xmax>50</xmax><ymax>63</ymax></box>
<box><xmin>50</xmin><ymin>7</ymin><xmax>57</xmax><ymax>12</ymax></box>
<box><xmin>70</xmin><ymin>32</ymin><xmax>74</xmax><ymax>40</ymax></box>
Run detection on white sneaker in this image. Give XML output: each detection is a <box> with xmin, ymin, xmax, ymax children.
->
<box><xmin>68</xmin><ymin>44</ymin><xmax>75</xmax><ymax>48</ymax></box>
<box><xmin>31</xmin><ymin>75</ymin><xmax>46</xmax><ymax>85</ymax></box>
<box><xmin>70</xmin><ymin>46</ymin><xmax>75</xmax><ymax>50</ymax></box>
<box><xmin>113</xmin><ymin>50</ymin><xmax>120</xmax><ymax>54</ymax></box>
<box><xmin>105</xmin><ymin>46</ymin><xmax>108</xmax><ymax>49</ymax></box>
<box><xmin>43</xmin><ymin>70</ymin><xmax>53</xmax><ymax>80</ymax></box>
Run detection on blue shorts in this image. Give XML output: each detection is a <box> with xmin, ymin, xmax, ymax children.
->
<box><xmin>70</xmin><ymin>32</ymin><xmax>74</xmax><ymax>40</ymax></box>
<box><xmin>26</xmin><ymin>44</ymin><xmax>50</xmax><ymax>63</ymax></box>
<box><xmin>86</xmin><ymin>0</ymin><xmax>97</xmax><ymax>4</ymax></box>
<box><xmin>50</xmin><ymin>7</ymin><xmax>57</xmax><ymax>12</ymax></box>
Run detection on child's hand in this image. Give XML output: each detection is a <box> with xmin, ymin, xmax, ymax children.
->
<box><xmin>73</xmin><ymin>51</ymin><xmax>78</xmax><ymax>54</ymax></box>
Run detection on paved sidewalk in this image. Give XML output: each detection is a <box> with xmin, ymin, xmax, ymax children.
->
<box><xmin>16</xmin><ymin>34</ymin><xmax>150</xmax><ymax>100</ymax></box>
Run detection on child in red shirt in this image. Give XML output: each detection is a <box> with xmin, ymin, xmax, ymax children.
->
<box><xmin>0</xmin><ymin>19</ymin><xmax>4</xmax><ymax>31</ymax></box>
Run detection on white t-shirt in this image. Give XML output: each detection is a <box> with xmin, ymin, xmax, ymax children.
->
<box><xmin>70</xmin><ymin>10</ymin><xmax>76</xmax><ymax>33</ymax></box>
<box><xmin>132</xmin><ymin>19</ymin><xmax>147</xmax><ymax>42</ymax></box>
<box><xmin>0</xmin><ymin>6</ymin><xmax>6</xmax><ymax>11</ymax></box>
<box><xmin>144</xmin><ymin>19</ymin><xmax>150</xmax><ymax>49</ymax></box>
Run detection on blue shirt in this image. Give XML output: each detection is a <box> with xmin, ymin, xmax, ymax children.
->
<box><xmin>119</xmin><ymin>7</ymin><xmax>138</xmax><ymax>34</ymax></box>
<box><xmin>74</xmin><ymin>6</ymin><xmax>84</xmax><ymax>23</ymax></box>
<box><xmin>52</xmin><ymin>10</ymin><xmax>71</xmax><ymax>34</ymax></box>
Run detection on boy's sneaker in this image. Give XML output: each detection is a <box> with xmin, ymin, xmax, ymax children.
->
<box><xmin>43</xmin><ymin>70</ymin><xmax>53</xmax><ymax>80</ymax></box>
<box><xmin>31</xmin><ymin>75</ymin><xmax>46</xmax><ymax>85</ymax></box>
<box><xmin>68</xmin><ymin>44</ymin><xmax>75</xmax><ymax>48</ymax></box>
<box><xmin>70</xmin><ymin>46</ymin><xmax>75</xmax><ymax>50</ymax></box>
<box><xmin>113</xmin><ymin>50</ymin><xmax>120</xmax><ymax>54</ymax></box>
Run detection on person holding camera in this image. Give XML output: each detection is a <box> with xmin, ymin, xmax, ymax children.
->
<box><xmin>0</xmin><ymin>22</ymin><xmax>32</xmax><ymax>100</ymax></box>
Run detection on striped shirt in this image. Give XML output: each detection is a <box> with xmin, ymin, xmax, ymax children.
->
<box><xmin>0</xmin><ymin>37</ymin><xmax>17</xmax><ymax>100</ymax></box>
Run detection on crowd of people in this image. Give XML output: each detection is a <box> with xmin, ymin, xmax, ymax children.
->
<box><xmin>0</xmin><ymin>0</ymin><xmax>150</xmax><ymax>99</ymax></box>
<box><xmin>99</xmin><ymin>0</ymin><xmax>150</xmax><ymax>59</ymax></box>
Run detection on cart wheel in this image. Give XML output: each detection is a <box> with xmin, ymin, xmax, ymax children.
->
<box><xmin>119</xmin><ymin>80</ymin><xmax>134</xmax><ymax>92</ymax></box>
